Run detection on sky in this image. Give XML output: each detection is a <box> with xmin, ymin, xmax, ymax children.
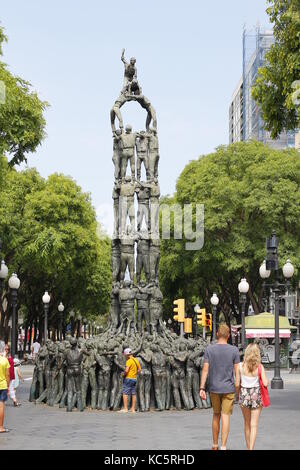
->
<box><xmin>0</xmin><ymin>0</ymin><xmax>270</xmax><ymax>234</ymax></box>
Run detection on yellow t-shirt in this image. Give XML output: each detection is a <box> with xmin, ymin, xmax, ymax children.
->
<box><xmin>0</xmin><ymin>356</ymin><xmax>10</xmax><ymax>390</ymax></box>
<box><xmin>125</xmin><ymin>357</ymin><xmax>141</xmax><ymax>380</ymax></box>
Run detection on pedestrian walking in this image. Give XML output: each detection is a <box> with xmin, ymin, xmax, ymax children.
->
<box><xmin>236</xmin><ymin>343</ymin><xmax>269</xmax><ymax>450</ymax></box>
<box><xmin>12</xmin><ymin>358</ymin><xmax>23</xmax><ymax>406</ymax></box>
<box><xmin>31</xmin><ymin>338</ymin><xmax>40</xmax><ymax>360</ymax></box>
<box><xmin>199</xmin><ymin>323</ymin><xmax>240</xmax><ymax>450</ymax></box>
<box><xmin>0</xmin><ymin>341</ymin><xmax>10</xmax><ymax>433</ymax></box>
<box><xmin>118</xmin><ymin>348</ymin><xmax>141</xmax><ymax>413</ymax></box>
<box><xmin>5</xmin><ymin>345</ymin><xmax>19</xmax><ymax>407</ymax></box>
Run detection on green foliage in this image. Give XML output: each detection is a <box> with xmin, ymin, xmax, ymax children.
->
<box><xmin>252</xmin><ymin>0</ymin><xmax>300</xmax><ymax>138</ymax></box>
<box><xmin>160</xmin><ymin>141</ymin><xmax>300</xmax><ymax>325</ymax></box>
<box><xmin>0</xmin><ymin>25</ymin><xmax>48</xmax><ymax>166</ymax></box>
<box><xmin>0</xmin><ymin>161</ymin><xmax>111</xmax><ymax>338</ymax></box>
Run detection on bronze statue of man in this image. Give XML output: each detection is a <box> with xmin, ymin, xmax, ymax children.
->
<box><xmin>136</xmin><ymin>182</ymin><xmax>150</xmax><ymax>231</ymax></box>
<box><xmin>121</xmin><ymin>49</ymin><xmax>140</xmax><ymax>95</ymax></box>
<box><xmin>136</xmin><ymin>281</ymin><xmax>151</xmax><ymax>333</ymax></box>
<box><xmin>64</xmin><ymin>337</ymin><xmax>86</xmax><ymax>412</ymax></box>
<box><xmin>81</xmin><ymin>339</ymin><xmax>97</xmax><ymax>409</ymax></box>
<box><xmin>136</xmin><ymin>230</ymin><xmax>150</xmax><ymax>284</ymax></box>
<box><xmin>112</xmin><ymin>129</ymin><xmax>123</xmax><ymax>181</ymax></box>
<box><xmin>119</xmin><ymin>125</ymin><xmax>137</xmax><ymax>181</ymax></box>
<box><xmin>119</xmin><ymin>176</ymin><xmax>136</xmax><ymax>233</ymax></box>
<box><xmin>119</xmin><ymin>229</ymin><xmax>136</xmax><ymax>282</ymax></box>
<box><xmin>147</xmin><ymin>128</ymin><xmax>159</xmax><ymax>180</ymax></box>
<box><xmin>135</xmin><ymin>131</ymin><xmax>150</xmax><ymax>181</ymax></box>
<box><xmin>117</xmin><ymin>281</ymin><xmax>137</xmax><ymax>335</ymax></box>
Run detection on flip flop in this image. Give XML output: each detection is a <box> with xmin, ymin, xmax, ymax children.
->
<box><xmin>0</xmin><ymin>429</ymin><xmax>10</xmax><ymax>433</ymax></box>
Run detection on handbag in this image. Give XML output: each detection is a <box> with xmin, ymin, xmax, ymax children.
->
<box><xmin>258</xmin><ymin>364</ymin><xmax>270</xmax><ymax>408</ymax></box>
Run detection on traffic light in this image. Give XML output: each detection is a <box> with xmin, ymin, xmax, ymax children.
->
<box><xmin>196</xmin><ymin>307</ymin><xmax>206</xmax><ymax>327</ymax></box>
<box><xmin>206</xmin><ymin>313</ymin><xmax>212</xmax><ymax>332</ymax></box>
<box><xmin>184</xmin><ymin>317</ymin><xmax>192</xmax><ymax>334</ymax></box>
<box><xmin>173</xmin><ymin>298</ymin><xmax>185</xmax><ymax>323</ymax></box>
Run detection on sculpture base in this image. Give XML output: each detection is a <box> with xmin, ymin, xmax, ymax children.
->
<box><xmin>271</xmin><ymin>376</ymin><xmax>284</xmax><ymax>390</ymax></box>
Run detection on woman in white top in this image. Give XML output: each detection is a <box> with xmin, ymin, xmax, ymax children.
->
<box><xmin>236</xmin><ymin>343</ymin><xmax>268</xmax><ymax>450</ymax></box>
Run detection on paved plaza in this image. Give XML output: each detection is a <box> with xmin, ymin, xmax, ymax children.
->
<box><xmin>0</xmin><ymin>365</ymin><xmax>299</xmax><ymax>450</ymax></box>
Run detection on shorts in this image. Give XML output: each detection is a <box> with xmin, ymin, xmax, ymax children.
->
<box><xmin>0</xmin><ymin>389</ymin><xmax>8</xmax><ymax>402</ymax></box>
<box><xmin>210</xmin><ymin>392</ymin><xmax>235</xmax><ymax>415</ymax></box>
<box><xmin>239</xmin><ymin>386</ymin><xmax>262</xmax><ymax>409</ymax></box>
<box><xmin>122</xmin><ymin>378</ymin><xmax>137</xmax><ymax>396</ymax></box>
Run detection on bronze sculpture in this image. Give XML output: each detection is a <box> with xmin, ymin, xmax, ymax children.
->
<box><xmin>30</xmin><ymin>51</ymin><xmax>214</xmax><ymax>414</ymax></box>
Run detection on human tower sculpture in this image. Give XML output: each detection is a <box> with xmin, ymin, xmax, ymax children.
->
<box><xmin>30</xmin><ymin>51</ymin><xmax>210</xmax><ymax>412</ymax></box>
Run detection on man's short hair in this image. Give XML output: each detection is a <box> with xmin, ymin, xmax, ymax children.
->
<box><xmin>217</xmin><ymin>323</ymin><xmax>230</xmax><ymax>339</ymax></box>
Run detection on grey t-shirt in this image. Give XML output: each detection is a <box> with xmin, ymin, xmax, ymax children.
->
<box><xmin>204</xmin><ymin>343</ymin><xmax>240</xmax><ymax>394</ymax></box>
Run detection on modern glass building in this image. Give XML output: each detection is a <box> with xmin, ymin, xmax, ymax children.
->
<box><xmin>229</xmin><ymin>27</ymin><xmax>296</xmax><ymax>149</ymax></box>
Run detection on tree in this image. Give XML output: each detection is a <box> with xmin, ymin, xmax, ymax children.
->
<box><xmin>0</xmin><ymin>25</ymin><xmax>48</xmax><ymax>166</ymax></box>
<box><xmin>159</xmin><ymin>141</ymin><xmax>300</xmax><ymax>328</ymax></box>
<box><xmin>0</xmin><ymin>160</ymin><xmax>111</xmax><ymax>341</ymax></box>
<box><xmin>252</xmin><ymin>0</ymin><xmax>300</xmax><ymax>138</ymax></box>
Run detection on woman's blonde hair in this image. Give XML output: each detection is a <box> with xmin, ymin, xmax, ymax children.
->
<box><xmin>243</xmin><ymin>343</ymin><xmax>261</xmax><ymax>373</ymax></box>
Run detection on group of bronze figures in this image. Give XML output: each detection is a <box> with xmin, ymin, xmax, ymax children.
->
<box><xmin>29</xmin><ymin>330</ymin><xmax>211</xmax><ymax>412</ymax></box>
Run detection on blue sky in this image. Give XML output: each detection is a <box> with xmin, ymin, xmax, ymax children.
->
<box><xmin>0</xmin><ymin>1</ymin><xmax>270</xmax><ymax>234</ymax></box>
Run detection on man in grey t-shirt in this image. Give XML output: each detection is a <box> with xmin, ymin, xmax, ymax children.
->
<box><xmin>200</xmin><ymin>323</ymin><xmax>240</xmax><ymax>451</ymax></box>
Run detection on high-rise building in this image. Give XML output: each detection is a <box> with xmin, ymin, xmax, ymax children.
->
<box><xmin>229</xmin><ymin>27</ymin><xmax>296</xmax><ymax>149</ymax></box>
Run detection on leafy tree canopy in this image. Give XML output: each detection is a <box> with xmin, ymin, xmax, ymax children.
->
<box><xmin>160</xmin><ymin>141</ymin><xmax>300</xmax><ymax>327</ymax></box>
<box><xmin>0</xmin><ymin>159</ymin><xmax>111</xmax><ymax>340</ymax></box>
<box><xmin>0</xmin><ymin>25</ymin><xmax>48</xmax><ymax>166</ymax></box>
<box><xmin>252</xmin><ymin>0</ymin><xmax>300</xmax><ymax>138</ymax></box>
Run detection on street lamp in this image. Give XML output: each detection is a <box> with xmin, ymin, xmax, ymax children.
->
<box><xmin>260</xmin><ymin>231</ymin><xmax>294</xmax><ymax>390</ymax></box>
<box><xmin>194</xmin><ymin>304</ymin><xmax>200</xmax><ymax>339</ymax></box>
<box><xmin>0</xmin><ymin>260</ymin><xmax>8</xmax><ymax>296</ymax></box>
<box><xmin>238</xmin><ymin>278</ymin><xmax>249</xmax><ymax>351</ymax></box>
<box><xmin>259</xmin><ymin>260</ymin><xmax>271</xmax><ymax>311</ymax></box>
<box><xmin>42</xmin><ymin>291</ymin><xmax>51</xmax><ymax>344</ymax></box>
<box><xmin>88</xmin><ymin>320</ymin><xmax>91</xmax><ymax>338</ymax></box>
<box><xmin>58</xmin><ymin>302</ymin><xmax>64</xmax><ymax>341</ymax></box>
<box><xmin>8</xmin><ymin>273</ymin><xmax>20</xmax><ymax>357</ymax></box>
<box><xmin>210</xmin><ymin>293</ymin><xmax>219</xmax><ymax>341</ymax></box>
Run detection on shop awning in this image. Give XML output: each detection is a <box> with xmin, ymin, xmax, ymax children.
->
<box><xmin>245</xmin><ymin>312</ymin><xmax>292</xmax><ymax>339</ymax></box>
<box><xmin>246</xmin><ymin>328</ymin><xmax>290</xmax><ymax>338</ymax></box>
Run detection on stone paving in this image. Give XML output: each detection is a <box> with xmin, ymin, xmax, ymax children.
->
<box><xmin>0</xmin><ymin>366</ymin><xmax>299</xmax><ymax>450</ymax></box>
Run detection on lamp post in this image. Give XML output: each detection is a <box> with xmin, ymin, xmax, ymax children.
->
<box><xmin>88</xmin><ymin>320</ymin><xmax>91</xmax><ymax>338</ymax></box>
<box><xmin>8</xmin><ymin>273</ymin><xmax>20</xmax><ymax>357</ymax></box>
<box><xmin>58</xmin><ymin>302</ymin><xmax>64</xmax><ymax>341</ymax></box>
<box><xmin>259</xmin><ymin>260</ymin><xmax>271</xmax><ymax>311</ymax></box>
<box><xmin>194</xmin><ymin>304</ymin><xmax>200</xmax><ymax>339</ymax></box>
<box><xmin>238</xmin><ymin>278</ymin><xmax>249</xmax><ymax>351</ymax></box>
<box><xmin>77</xmin><ymin>314</ymin><xmax>82</xmax><ymax>338</ymax></box>
<box><xmin>260</xmin><ymin>231</ymin><xmax>294</xmax><ymax>390</ymax></box>
<box><xmin>210</xmin><ymin>293</ymin><xmax>219</xmax><ymax>341</ymax></box>
<box><xmin>0</xmin><ymin>260</ymin><xmax>8</xmax><ymax>297</ymax></box>
<box><xmin>42</xmin><ymin>291</ymin><xmax>51</xmax><ymax>344</ymax></box>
